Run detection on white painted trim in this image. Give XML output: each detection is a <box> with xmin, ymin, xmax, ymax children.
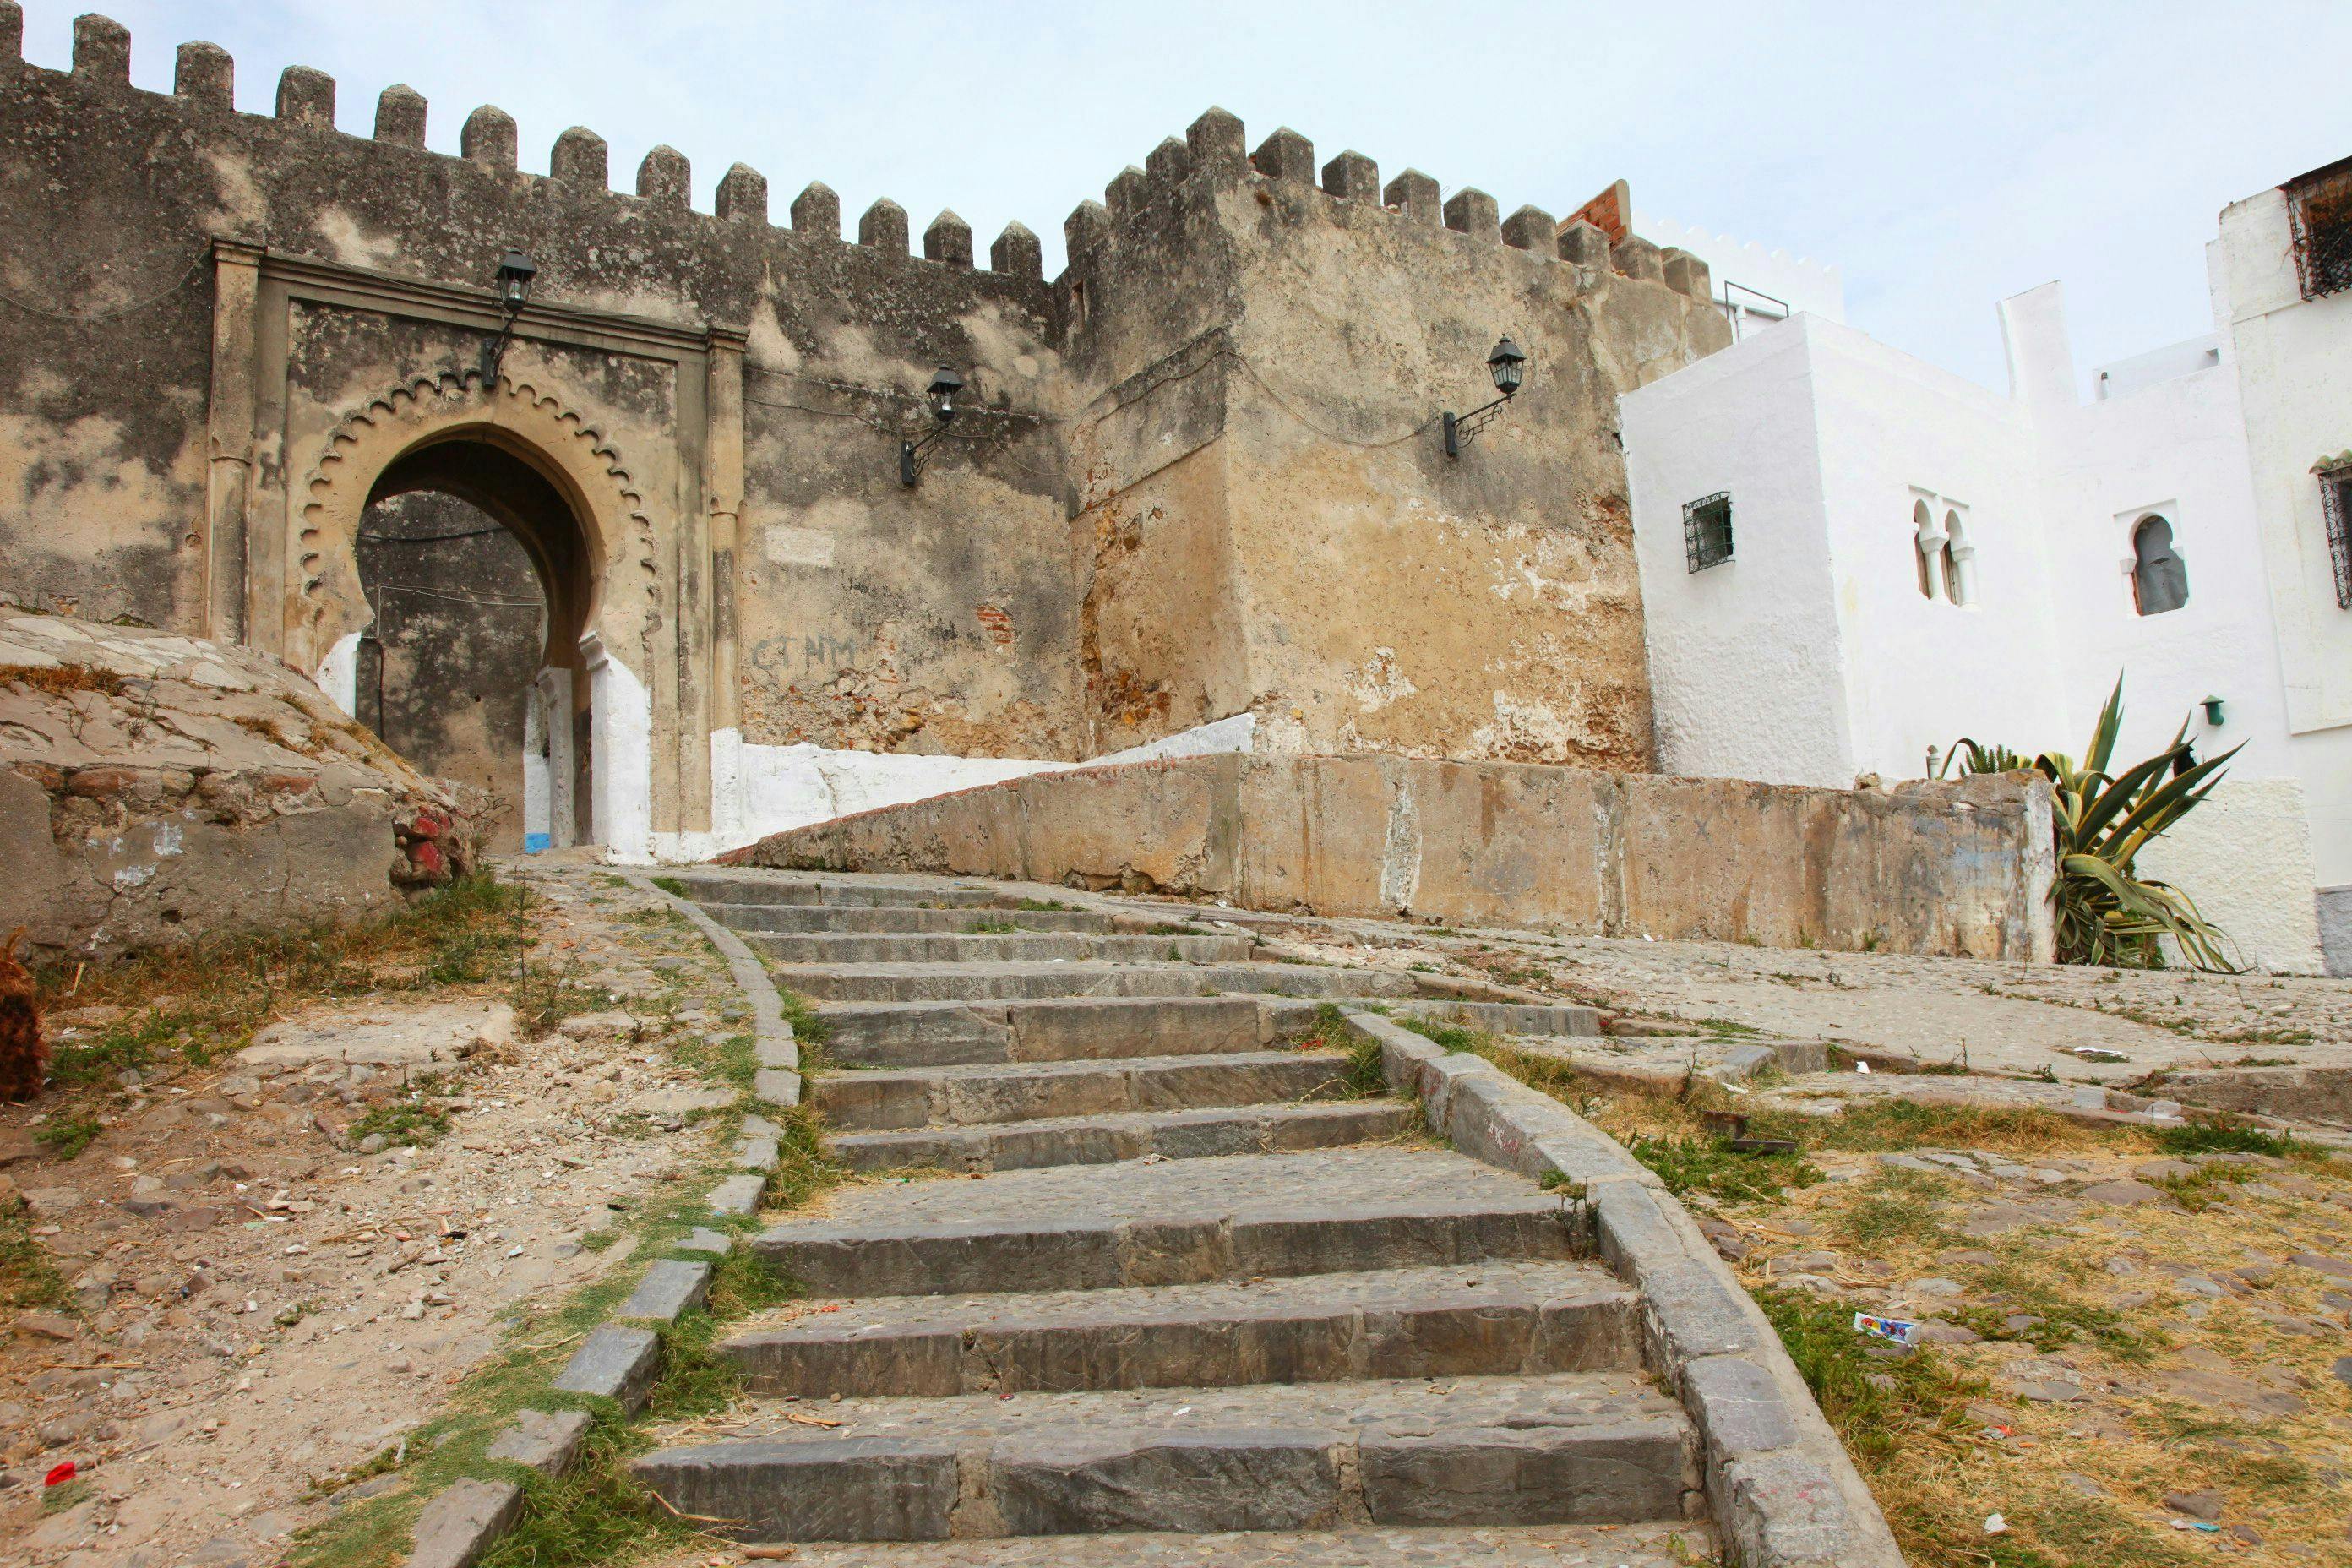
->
<box><xmin>650</xmin><ymin>711</ymin><xmax>1261</xmax><ymax>863</ymax></box>
<box><xmin>316</xmin><ymin>631</ymin><xmax>362</xmax><ymax>717</ymax></box>
<box><xmin>579</xmin><ymin>632</ymin><xmax>653</xmax><ymax>864</ymax></box>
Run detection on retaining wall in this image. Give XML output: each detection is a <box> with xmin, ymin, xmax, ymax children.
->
<box><xmin>727</xmin><ymin>754</ymin><xmax>2055</xmax><ymax>961</ymax></box>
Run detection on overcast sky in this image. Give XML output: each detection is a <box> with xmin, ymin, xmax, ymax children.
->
<box><xmin>27</xmin><ymin>2</ymin><xmax>2349</xmax><ymax>390</ymax></box>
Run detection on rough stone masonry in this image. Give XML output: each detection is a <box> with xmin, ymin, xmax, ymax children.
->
<box><xmin>0</xmin><ymin>5</ymin><xmax>1728</xmax><ymax>860</ymax></box>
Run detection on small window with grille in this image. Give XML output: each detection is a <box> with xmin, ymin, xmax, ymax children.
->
<box><xmin>2287</xmin><ymin>157</ymin><xmax>2352</xmax><ymax>302</ymax></box>
<box><xmin>2322</xmin><ymin>462</ymin><xmax>2352</xmax><ymax>608</ymax></box>
<box><xmin>1683</xmin><ymin>491</ymin><xmax>1733</xmax><ymax>572</ymax></box>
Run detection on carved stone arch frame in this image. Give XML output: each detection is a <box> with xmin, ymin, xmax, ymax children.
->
<box><xmin>199</xmin><ymin>242</ymin><xmax>748</xmax><ymax>862</ymax></box>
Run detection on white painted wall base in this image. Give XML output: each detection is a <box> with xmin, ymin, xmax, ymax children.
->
<box><xmin>580</xmin><ymin>633</ymin><xmax>653</xmax><ymax>865</ymax></box>
<box><xmin>2137</xmin><ymin>777</ymin><xmax>2326</xmax><ymax>975</ymax></box>
<box><xmin>647</xmin><ymin>711</ymin><xmax>1260</xmax><ymax>864</ymax></box>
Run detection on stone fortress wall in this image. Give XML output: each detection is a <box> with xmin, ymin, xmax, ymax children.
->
<box><xmin>0</xmin><ymin>6</ymin><xmax>1729</xmax><ymax>859</ymax></box>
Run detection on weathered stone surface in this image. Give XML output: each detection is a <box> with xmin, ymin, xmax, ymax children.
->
<box><xmin>407</xmin><ymin>1478</ymin><xmax>522</xmax><ymax>1568</ymax></box>
<box><xmin>1</xmin><ymin>616</ymin><xmax>479</xmax><ymax>961</ymax></box>
<box><xmin>617</xmin><ymin>1259</ymin><xmax>713</xmax><ymax>1323</ymax></box>
<box><xmin>240</xmin><ymin>1002</ymin><xmax>512</xmax><ymax>1070</ymax></box>
<box><xmin>483</xmin><ymin>1408</ymin><xmax>591</xmax><ymax>1477</ymax></box>
<box><xmin>826</xmin><ymin>1100</ymin><xmax>1415</xmax><ymax>1174</ymax></box>
<box><xmin>740</xmin><ymin>758</ymin><xmax>2052</xmax><ymax>961</ymax></box>
<box><xmin>721</xmin><ymin>1260</ymin><xmax>1636</xmax><ymax>1396</ymax></box>
<box><xmin>632</xmin><ymin>1438</ymin><xmax>958</xmax><ymax>1541</ymax></box>
<box><xmin>994</xmin><ymin>1429</ymin><xmax>1344</xmax><ymax>1533</ymax></box>
<box><xmin>553</xmin><ymin>1325</ymin><xmax>661</xmax><ymax>1409</ymax></box>
<box><xmin>1359</xmin><ymin>1418</ymin><xmax>1692</xmax><ymax>1525</ymax></box>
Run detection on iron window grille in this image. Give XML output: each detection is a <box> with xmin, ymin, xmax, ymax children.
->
<box><xmin>2287</xmin><ymin>157</ymin><xmax>2352</xmax><ymax>302</ymax></box>
<box><xmin>2322</xmin><ymin>463</ymin><xmax>2352</xmax><ymax>609</ymax></box>
<box><xmin>1683</xmin><ymin>492</ymin><xmax>1733</xmax><ymax>572</ymax></box>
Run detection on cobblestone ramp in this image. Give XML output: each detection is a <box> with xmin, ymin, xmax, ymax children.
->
<box><xmin>633</xmin><ymin>868</ymin><xmax>1900</xmax><ymax>1565</ymax></box>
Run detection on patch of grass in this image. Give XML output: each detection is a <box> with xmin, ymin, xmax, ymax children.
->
<box><xmin>1146</xmin><ymin>922</ymin><xmax>1206</xmax><ymax>936</ymax></box>
<box><xmin>2148</xmin><ymin>1161</ymin><xmax>2258</xmax><ymax>1211</ymax></box>
<box><xmin>1755</xmin><ymin>1284</ymin><xmax>1980</xmax><ymax>1466</ymax></box>
<box><xmin>0</xmin><ymin>1202</ymin><xmax>72</xmax><ymax>1312</ymax></box>
<box><xmin>34</xmin><ymin>1113</ymin><xmax>103</xmax><ymax>1160</ymax></box>
<box><xmin>344</xmin><ymin>1082</ymin><xmax>455</xmax><ymax>1149</ymax></box>
<box><xmin>1696</xmin><ymin>1016</ymin><xmax>1761</xmax><ymax>1036</ymax></box>
<box><xmin>968</xmin><ymin>918</ymin><xmax>1017</xmax><ymax>934</ymax></box>
<box><xmin>2150</xmin><ymin>1122</ymin><xmax>2326</xmax><ymax>1163</ymax></box>
<box><xmin>1623</xmin><ymin>1132</ymin><xmax>1822</xmax><ymax>1205</ymax></box>
<box><xmin>647</xmin><ymin>874</ymin><xmax>688</xmax><ymax>897</ymax></box>
<box><xmin>41</xmin><ymin>1476</ymin><xmax>93</xmax><ymax>1514</ymax></box>
<box><xmin>1833</xmin><ymin>1168</ymin><xmax>1955</xmax><ymax>1250</ymax></box>
<box><xmin>1952</xmin><ymin>1259</ymin><xmax>2164</xmax><ymax>1364</ymax></box>
<box><xmin>1396</xmin><ymin>1015</ymin><xmax>1481</xmax><ymax>1053</ymax></box>
<box><xmin>1015</xmin><ymin>897</ymin><xmax>1073</xmax><ymax>912</ymax></box>
<box><xmin>575</xmin><ymin>1229</ymin><xmax>618</xmax><ymax>1253</ymax></box>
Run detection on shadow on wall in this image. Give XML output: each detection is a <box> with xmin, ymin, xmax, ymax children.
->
<box><xmin>355</xmin><ymin>491</ymin><xmax>545</xmax><ymax>851</ymax></box>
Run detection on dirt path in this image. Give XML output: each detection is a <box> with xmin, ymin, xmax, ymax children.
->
<box><xmin>3</xmin><ymin>866</ymin><xmax>740</xmax><ymax>1568</ymax></box>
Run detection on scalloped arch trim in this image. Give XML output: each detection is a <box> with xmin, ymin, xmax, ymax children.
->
<box><xmin>290</xmin><ymin>369</ymin><xmax>662</xmax><ymax>669</ymax></box>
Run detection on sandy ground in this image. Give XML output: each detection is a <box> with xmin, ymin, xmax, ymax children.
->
<box><xmin>3</xmin><ymin>868</ymin><xmax>742</xmax><ymax>1568</ymax></box>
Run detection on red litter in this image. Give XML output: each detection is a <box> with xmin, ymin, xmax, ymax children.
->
<box><xmin>44</xmin><ymin>1461</ymin><xmax>76</xmax><ymax>1486</ymax></box>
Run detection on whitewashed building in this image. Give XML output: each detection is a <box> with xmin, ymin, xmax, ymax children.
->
<box><xmin>1620</xmin><ymin>157</ymin><xmax>2352</xmax><ymax>975</ymax></box>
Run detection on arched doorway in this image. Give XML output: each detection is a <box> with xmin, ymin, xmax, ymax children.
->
<box><xmin>323</xmin><ymin>431</ymin><xmax>602</xmax><ymax>853</ymax></box>
<box><xmin>294</xmin><ymin>374</ymin><xmax>669</xmax><ymax>863</ymax></box>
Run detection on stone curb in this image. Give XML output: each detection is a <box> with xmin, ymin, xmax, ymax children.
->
<box><xmin>629</xmin><ymin>872</ymin><xmax>803</xmax><ymax>1106</ymax></box>
<box><xmin>1341</xmin><ymin>1010</ymin><xmax>1906</xmax><ymax>1568</ymax></box>
<box><xmin>402</xmin><ymin>880</ymin><xmax>798</xmax><ymax>1568</ymax></box>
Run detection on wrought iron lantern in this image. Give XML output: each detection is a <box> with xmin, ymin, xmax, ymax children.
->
<box><xmin>1443</xmin><ymin>335</ymin><xmax>1527</xmax><ymax>458</ymax></box>
<box><xmin>901</xmin><ymin>366</ymin><xmax>966</xmax><ymax>486</ymax></box>
<box><xmin>480</xmin><ymin>249</ymin><xmax>538</xmax><ymax>381</ymax></box>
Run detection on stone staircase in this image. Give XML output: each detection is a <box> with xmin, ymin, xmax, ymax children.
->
<box><xmin>627</xmin><ymin>868</ymin><xmax>1893</xmax><ymax>1566</ymax></box>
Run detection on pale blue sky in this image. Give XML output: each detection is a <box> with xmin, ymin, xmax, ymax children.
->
<box><xmin>23</xmin><ymin>2</ymin><xmax>2348</xmax><ymax>390</ymax></box>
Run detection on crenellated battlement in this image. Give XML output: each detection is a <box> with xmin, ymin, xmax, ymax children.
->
<box><xmin>0</xmin><ymin>3</ymin><xmax>1736</xmax><ymax>798</ymax></box>
<box><xmin>1055</xmin><ymin>103</ymin><xmax>1715</xmax><ymax>311</ymax></box>
<box><xmin>3</xmin><ymin>7</ymin><xmax>1048</xmax><ymax>281</ymax></box>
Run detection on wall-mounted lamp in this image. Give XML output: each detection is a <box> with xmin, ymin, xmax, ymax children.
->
<box><xmin>480</xmin><ymin>248</ymin><xmax>537</xmax><ymax>381</ymax></box>
<box><xmin>1442</xmin><ymin>337</ymin><xmax>1527</xmax><ymax>459</ymax></box>
<box><xmin>900</xmin><ymin>366</ymin><xmax>966</xmax><ymax>487</ymax></box>
<box><xmin>2201</xmin><ymin>694</ymin><xmax>2226</xmax><ymax>726</ymax></box>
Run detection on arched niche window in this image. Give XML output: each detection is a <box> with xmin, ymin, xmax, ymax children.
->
<box><xmin>2132</xmin><ymin>514</ymin><xmax>2189</xmax><ymax>615</ymax></box>
<box><xmin>1943</xmin><ymin>509</ymin><xmax>1976</xmax><ymax>606</ymax></box>
<box><xmin>1913</xmin><ymin>499</ymin><xmax>1938</xmax><ymax>598</ymax></box>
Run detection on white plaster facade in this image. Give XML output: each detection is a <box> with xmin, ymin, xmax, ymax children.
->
<box><xmin>1623</xmin><ymin>167</ymin><xmax>2352</xmax><ymax>976</ymax></box>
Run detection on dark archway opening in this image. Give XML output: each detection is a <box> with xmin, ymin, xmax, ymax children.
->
<box><xmin>354</xmin><ymin>436</ymin><xmax>598</xmax><ymax>851</ymax></box>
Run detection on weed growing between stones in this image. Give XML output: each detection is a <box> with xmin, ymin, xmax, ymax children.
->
<box><xmin>0</xmin><ymin>1200</ymin><xmax>71</xmax><ymax>1313</ymax></box>
<box><xmin>31</xmin><ymin>1111</ymin><xmax>101</xmax><ymax>1159</ymax></box>
<box><xmin>340</xmin><ymin>1079</ymin><xmax>457</xmax><ymax>1149</ymax></box>
<box><xmin>646</xmin><ymin>875</ymin><xmax>689</xmax><ymax>897</ymax></box>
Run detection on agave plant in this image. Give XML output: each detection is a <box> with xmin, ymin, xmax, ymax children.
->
<box><xmin>1941</xmin><ymin>677</ymin><xmax>2241</xmax><ymax>972</ymax></box>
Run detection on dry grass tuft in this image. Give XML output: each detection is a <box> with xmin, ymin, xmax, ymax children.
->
<box><xmin>0</xmin><ymin>662</ymin><xmax>124</xmax><ymax>698</ymax></box>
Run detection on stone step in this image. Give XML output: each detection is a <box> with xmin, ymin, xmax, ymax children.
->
<box><xmin>668</xmin><ymin>873</ymin><xmax>1004</xmax><ymax>908</ymax></box>
<box><xmin>825</xmin><ymin>1099</ymin><xmax>1419</xmax><ymax>1173</ymax></box>
<box><xmin>746</xmin><ymin>931</ymin><xmax>1255</xmax><ymax>966</ymax></box>
<box><xmin>817</xmin><ymin>995</ymin><xmax>1319</xmax><ymax>1069</ymax></box>
<box><xmin>720</xmin><ymin>1258</ymin><xmax>1639</xmax><ymax>1397</ymax></box>
<box><xmin>750</xmin><ymin>1148</ymin><xmax>1572</xmax><ymax>1297</ymax></box>
<box><xmin>713</xmin><ymin>1521</ymin><xmax>1712</xmax><ymax>1567</ymax></box>
<box><xmin>630</xmin><ymin>1371</ymin><xmax>1698</xmax><ymax>1541</ymax></box>
<box><xmin>778</xmin><ymin>960</ymin><xmax>1424</xmax><ymax>1004</ymax></box>
<box><xmin>703</xmin><ymin>902</ymin><xmax>1119</xmax><ymax>935</ymax></box>
<box><xmin>814</xmin><ymin>1049</ymin><xmax>1359</xmax><ymax>1130</ymax></box>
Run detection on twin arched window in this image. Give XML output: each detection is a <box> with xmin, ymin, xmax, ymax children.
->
<box><xmin>2132</xmin><ymin>514</ymin><xmax>2189</xmax><ymax>615</ymax></box>
<box><xmin>1912</xmin><ymin>500</ymin><xmax>1974</xmax><ymax>606</ymax></box>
